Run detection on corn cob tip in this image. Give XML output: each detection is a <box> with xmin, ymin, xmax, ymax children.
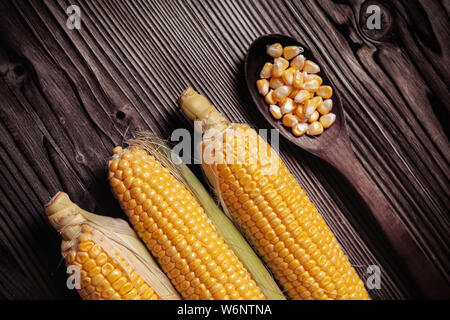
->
<box><xmin>179</xmin><ymin>88</ymin><xmax>231</xmax><ymax>134</ymax></box>
<box><xmin>45</xmin><ymin>191</ymin><xmax>70</xmax><ymax>217</ymax></box>
<box><xmin>113</xmin><ymin>146</ymin><xmax>123</xmax><ymax>155</ymax></box>
<box><xmin>179</xmin><ymin>87</ymin><xmax>216</xmax><ymax>121</ymax></box>
<box><xmin>180</xmin><ymin>86</ymin><xmax>196</xmax><ymax>100</ymax></box>
<box><xmin>45</xmin><ymin>191</ymin><xmax>86</xmax><ymax>242</ymax></box>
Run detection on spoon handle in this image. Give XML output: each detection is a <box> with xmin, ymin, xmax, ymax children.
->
<box><xmin>321</xmin><ymin>137</ymin><xmax>449</xmax><ymax>299</ymax></box>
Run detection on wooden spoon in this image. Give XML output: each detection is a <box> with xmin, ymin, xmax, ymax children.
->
<box><xmin>245</xmin><ymin>34</ymin><xmax>448</xmax><ymax>299</ymax></box>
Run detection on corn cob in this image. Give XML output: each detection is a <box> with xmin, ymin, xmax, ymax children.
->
<box><xmin>179</xmin><ymin>87</ymin><xmax>370</xmax><ymax>300</ymax></box>
<box><xmin>45</xmin><ymin>192</ymin><xmax>179</xmax><ymax>300</ymax></box>
<box><xmin>108</xmin><ymin>145</ymin><xmax>267</xmax><ymax>300</ymax></box>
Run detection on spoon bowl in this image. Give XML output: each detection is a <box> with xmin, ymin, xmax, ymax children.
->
<box><xmin>244</xmin><ymin>34</ymin><xmax>345</xmax><ymax>155</ymax></box>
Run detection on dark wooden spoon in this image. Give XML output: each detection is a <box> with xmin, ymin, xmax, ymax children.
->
<box><xmin>245</xmin><ymin>34</ymin><xmax>448</xmax><ymax>299</ymax></box>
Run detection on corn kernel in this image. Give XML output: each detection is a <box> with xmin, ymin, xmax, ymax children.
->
<box><xmin>289</xmin><ymin>89</ymin><xmax>300</xmax><ymax>99</ymax></box>
<box><xmin>283</xmin><ymin>46</ymin><xmax>301</xmax><ymax>60</ymax></box>
<box><xmin>304</xmin><ymin>99</ymin><xmax>317</xmax><ymax>118</ymax></box>
<box><xmin>317</xmin><ymin>99</ymin><xmax>333</xmax><ymax>114</ymax></box>
<box><xmin>290</xmin><ymin>54</ymin><xmax>305</xmax><ymax>69</ymax></box>
<box><xmin>273</xmin><ymin>86</ymin><xmax>291</xmax><ymax>101</ymax></box>
<box><xmin>265</xmin><ymin>90</ymin><xmax>277</xmax><ymax>105</ymax></box>
<box><xmin>269</xmin><ymin>104</ymin><xmax>282</xmax><ymax>120</ymax></box>
<box><xmin>281</xmin><ymin>68</ymin><xmax>295</xmax><ymax>86</ymax></box>
<box><xmin>304</xmin><ymin>74</ymin><xmax>323</xmax><ymax>86</ymax></box>
<box><xmin>307</xmin><ymin>121</ymin><xmax>324</xmax><ymax>135</ymax></box>
<box><xmin>294</xmin><ymin>90</ymin><xmax>311</xmax><ymax>104</ymax></box>
<box><xmin>269</xmin><ymin>77</ymin><xmax>284</xmax><ymax>89</ymax></box>
<box><xmin>256</xmin><ymin>79</ymin><xmax>269</xmax><ymax>96</ymax></box>
<box><xmin>280</xmin><ymin>98</ymin><xmax>295</xmax><ymax>114</ymax></box>
<box><xmin>272</xmin><ymin>57</ymin><xmax>289</xmax><ymax>77</ymax></box>
<box><xmin>303</xmin><ymin>60</ymin><xmax>320</xmax><ymax>74</ymax></box>
<box><xmin>294</xmin><ymin>104</ymin><xmax>305</xmax><ymax>119</ymax></box>
<box><xmin>292</xmin><ymin>70</ymin><xmax>304</xmax><ymax>89</ymax></box>
<box><xmin>292</xmin><ymin>123</ymin><xmax>308</xmax><ymax>136</ymax></box>
<box><xmin>308</xmin><ymin>111</ymin><xmax>319</xmax><ymax>123</ymax></box>
<box><xmin>311</xmin><ymin>96</ymin><xmax>323</xmax><ymax>106</ymax></box>
<box><xmin>260</xmin><ymin>62</ymin><xmax>273</xmax><ymax>79</ymax></box>
<box><xmin>302</xmin><ymin>80</ymin><xmax>320</xmax><ymax>91</ymax></box>
<box><xmin>317</xmin><ymin>86</ymin><xmax>333</xmax><ymax>99</ymax></box>
<box><xmin>267</xmin><ymin>43</ymin><xmax>283</xmax><ymax>58</ymax></box>
<box><xmin>320</xmin><ymin>113</ymin><xmax>336</xmax><ymax>128</ymax></box>
<box><xmin>282</xmin><ymin>113</ymin><xmax>299</xmax><ymax>127</ymax></box>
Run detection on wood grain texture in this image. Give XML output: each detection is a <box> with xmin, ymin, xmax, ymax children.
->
<box><xmin>0</xmin><ymin>0</ymin><xmax>448</xmax><ymax>300</ymax></box>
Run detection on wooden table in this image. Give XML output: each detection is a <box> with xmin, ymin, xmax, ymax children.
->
<box><xmin>0</xmin><ymin>0</ymin><xmax>448</xmax><ymax>300</ymax></box>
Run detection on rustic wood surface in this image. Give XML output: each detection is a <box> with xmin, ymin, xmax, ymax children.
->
<box><xmin>0</xmin><ymin>0</ymin><xmax>448</xmax><ymax>300</ymax></box>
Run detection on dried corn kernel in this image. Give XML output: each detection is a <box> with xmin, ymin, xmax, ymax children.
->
<box><xmin>282</xmin><ymin>113</ymin><xmax>299</xmax><ymax>127</ymax></box>
<box><xmin>260</xmin><ymin>62</ymin><xmax>273</xmax><ymax>79</ymax></box>
<box><xmin>304</xmin><ymin>99</ymin><xmax>318</xmax><ymax>118</ymax></box>
<box><xmin>273</xmin><ymin>57</ymin><xmax>289</xmax><ymax>77</ymax></box>
<box><xmin>281</xmin><ymin>68</ymin><xmax>295</xmax><ymax>86</ymax></box>
<box><xmin>317</xmin><ymin>86</ymin><xmax>333</xmax><ymax>99</ymax></box>
<box><xmin>269</xmin><ymin>77</ymin><xmax>284</xmax><ymax>89</ymax></box>
<box><xmin>302</xmin><ymin>80</ymin><xmax>320</xmax><ymax>91</ymax></box>
<box><xmin>273</xmin><ymin>85</ymin><xmax>292</xmax><ymax>101</ymax></box>
<box><xmin>303</xmin><ymin>60</ymin><xmax>320</xmax><ymax>74</ymax></box>
<box><xmin>269</xmin><ymin>104</ymin><xmax>282</xmax><ymax>120</ymax></box>
<box><xmin>265</xmin><ymin>90</ymin><xmax>277</xmax><ymax>105</ymax></box>
<box><xmin>292</xmin><ymin>123</ymin><xmax>308</xmax><ymax>136</ymax></box>
<box><xmin>307</xmin><ymin>121</ymin><xmax>324</xmax><ymax>135</ymax></box>
<box><xmin>290</xmin><ymin>54</ymin><xmax>305</xmax><ymax>69</ymax></box>
<box><xmin>294</xmin><ymin>90</ymin><xmax>311</xmax><ymax>104</ymax></box>
<box><xmin>311</xmin><ymin>96</ymin><xmax>323</xmax><ymax>106</ymax></box>
<box><xmin>289</xmin><ymin>89</ymin><xmax>300</xmax><ymax>99</ymax></box>
<box><xmin>292</xmin><ymin>70</ymin><xmax>304</xmax><ymax>89</ymax></box>
<box><xmin>317</xmin><ymin>99</ymin><xmax>333</xmax><ymax>114</ymax></box>
<box><xmin>267</xmin><ymin>43</ymin><xmax>283</xmax><ymax>58</ymax></box>
<box><xmin>308</xmin><ymin>111</ymin><xmax>320</xmax><ymax>123</ymax></box>
<box><xmin>283</xmin><ymin>46</ymin><xmax>301</xmax><ymax>60</ymax></box>
<box><xmin>256</xmin><ymin>79</ymin><xmax>269</xmax><ymax>96</ymax></box>
<box><xmin>304</xmin><ymin>74</ymin><xmax>323</xmax><ymax>86</ymax></box>
<box><xmin>280</xmin><ymin>98</ymin><xmax>295</xmax><ymax>114</ymax></box>
<box><xmin>294</xmin><ymin>104</ymin><xmax>305</xmax><ymax>119</ymax></box>
<box><xmin>320</xmin><ymin>113</ymin><xmax>336</xmax><ymax>128</ymax></box>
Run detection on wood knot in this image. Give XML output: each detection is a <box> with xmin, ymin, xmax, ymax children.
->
<box><xmin>1</xmin><ymin>63</ymin><xmax>26</xmax><ymax>87</ymax></box>
<box><xmin>114</xmin><ymin>104</ymin><xmax>136</xmax><ymax>124</ymax></box>
<box><xmin>359</xmin><ymin>1</ymin><xmax>394</xmax><ymax>41</ymax></box>
<box><xmin>116</xmin><ymin>110</ymin><xmax>126</xmax><ymax>119</ymax></box>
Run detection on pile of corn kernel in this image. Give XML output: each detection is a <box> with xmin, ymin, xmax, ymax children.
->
<box><xmin>256</xmin><ymin>43</ymin><xmax>336</xmax><ymax>136</ymax></box>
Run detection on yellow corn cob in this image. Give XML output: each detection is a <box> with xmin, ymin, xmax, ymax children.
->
<box><xmin>179</xmin><ymin>87</ymin><xmax>370</xmax><ymax>300</ymax></box>
<box><xmin>65</xmin><ymin>225</ymin><xmax>160</xmax><ymax>300</ymax></box>
<box><xmin>45</xmin><ymin>192</ymin><xmax>179</xmax><ymax>300</ymax></box>
<box><xmin>108</xmin><ymin>146</ymin><xmax>266</xmax><ymax>300</ymax></box>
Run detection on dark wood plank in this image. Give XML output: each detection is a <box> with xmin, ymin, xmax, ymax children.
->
<box><xmin>0</xmin><ymin>0</ymin><xmax>448</xmax><ymax>299</ymax></box>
